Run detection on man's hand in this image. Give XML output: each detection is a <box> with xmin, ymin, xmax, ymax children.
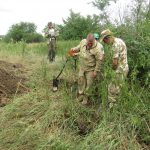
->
<box><xmin>112</xmin><ymin>64</ymin><xmax>118</xmax><ymax>70</ymax></box>
<box><xmin>68</xmin><ymin>49</ymin><xmax>78</xmax><ymax>57</ymax></box>
<box><xmin>92</xmin><ymin>71</ymin><xmax>97</xmax><ymax>78</ymax></box>
<box><xmin>112</xmin><ymin>58</ymin><xmax>118</xmax><ymax>70</ymax></box>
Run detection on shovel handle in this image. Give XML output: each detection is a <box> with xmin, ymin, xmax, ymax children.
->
<box><xmin>55</xmin><ymin>58</ymin><xmax>69</xmax><ymax>79</ymax></box>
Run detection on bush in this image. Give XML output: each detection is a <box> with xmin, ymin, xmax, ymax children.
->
<box><xmin>4</xmin><ymin>22</ymin><xmax>44</xmax><ymax>43</ymax></box>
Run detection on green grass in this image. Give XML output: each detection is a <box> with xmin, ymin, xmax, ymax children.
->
<box><xmin>0</xmin><ymin>41</ymin><xmax>149</xmax><ymax>150</ymax></box>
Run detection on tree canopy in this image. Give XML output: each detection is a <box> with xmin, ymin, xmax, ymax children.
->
<box><xmin>59</xmin><ymin>10</ymin><xmax>100</xmax><ymax>40</ymax></box>
<box><xmin>4</xmin><ymin>22</ymin><xmax>44</xmax><ymax>43</ymax></box>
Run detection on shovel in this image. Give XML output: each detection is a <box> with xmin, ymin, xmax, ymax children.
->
<box><xmin>52</xmin><ymin>50</ymin><xmax>78</xmax><ymax>92</ymax></box>
<box><xmin>52</xmin><ymin>58</ymin><xmax>69</xmax><ymax>92</ymax></box>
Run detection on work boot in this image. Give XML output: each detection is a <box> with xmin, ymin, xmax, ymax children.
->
<box><xmin>81</xmin><ymin>98</ymin><xmax>88</xmax><ymax>105</ymax></box>
<box><xmin>52</xmin><ymin>86</ymin><xmax>58</xmax><ymax>92</ymax></box>
<box><xmin>109</xmin><ymin>102</ymin><xmax>114</xmax><ymax>109</ymax></box>
<box><xmin>109</xmin><ymin>102</ymin><xmax>117</xmax><ymax>109</ymax></box>
<box><xmin>81</xmin><ymin>95</ymin><xmax>89</xmax><ymax>105</ymax></box>
<box><xmin>76</xmin><ymin>93</ymin><xmax>84</xmax><ymax>102</ymax></box>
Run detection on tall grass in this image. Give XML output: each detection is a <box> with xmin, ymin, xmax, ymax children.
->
<box><xmin>0</xmin><ymin>41</ymin><xmax>149</xmax><ymax>150</ymax></box>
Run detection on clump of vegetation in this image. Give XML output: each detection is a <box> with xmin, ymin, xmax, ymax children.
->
<box><xmin>4</xmin><ymin>22</ymin><xmax>44</xmax><ymax>43</ymax></box>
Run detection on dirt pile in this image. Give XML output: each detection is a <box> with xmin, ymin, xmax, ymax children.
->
<box><xmin>0</xmin><ymin>60</ymin><xmax>28</xmax><ymax>106</ymax></box>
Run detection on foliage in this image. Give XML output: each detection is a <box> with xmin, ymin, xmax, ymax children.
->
<box><xmin>91</xmin><ymin>0</ymin><xmax>150</xmax><ymax>87</ymax></box>
<box><xmin>113</xmin><ymin>19</ymin><xmax>150</xmax><ymax>87</ymax></box>
<box><xmin>4</xmin><ymin>22</ymin><xmax>44</xmax><ymax>43</ymax></box>
<box><xmin>59</xmin><ymin>10</ymin><xmax>100</xmax><ymax>40</ymax></box>
<box><xmin>130</xmin><ymin>0</ymin><xmax>150</xmax><ymax>25</ymax></box>
<box><xmin>91</xmin><ymin>0</ymin><xmax>118</xmax><ymax>24</ymax></box>
<box><xmin>92</xmin><ymin>0</ymin><xmax>118</xmax><ymax>10</ymax></box>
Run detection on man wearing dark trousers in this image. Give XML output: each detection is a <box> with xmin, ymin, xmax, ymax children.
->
<box><xmin>45</xmin><ymin>22</ymin><xmax>56</xmax><ymax>62</ymax></box>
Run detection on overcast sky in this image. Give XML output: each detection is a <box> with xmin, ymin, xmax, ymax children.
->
<box><xmin>0</xmin><ymin>0</ymin><xmax>129</xmax><ymax>35</ymax></box>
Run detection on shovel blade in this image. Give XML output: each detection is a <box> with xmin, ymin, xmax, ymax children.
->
<box><xmin>52</xmin><ymin>78</ymin><xmax>59</xmax><ymax>92</ymax></box>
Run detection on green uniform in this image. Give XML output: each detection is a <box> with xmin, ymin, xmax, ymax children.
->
<box><xmin>108</xmin><ymin>37</ymin><xmax>129</xmax><ymax>107</ymax></box>
<box><xmin>45</xmin><ymin>28</ymin><xmax>56</xmax><ymax>62</ymax></box>
<box><xmin>72</xmin><ymin>39</ymin><xmax>104</xmax><ymax>96</ymax></box>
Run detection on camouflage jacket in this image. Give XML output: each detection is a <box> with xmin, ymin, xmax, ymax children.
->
<box><xmin>72</xmin><ymin>39</ymin><xmax>104</xmax><ymax>72</ymax></box>
<box><xmin>112</xmin><ymin>38</ymin><xmax>129</xmax><ymax>74</ymax></box>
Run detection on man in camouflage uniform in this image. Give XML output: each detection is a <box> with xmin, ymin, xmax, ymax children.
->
<box><xmin>70</xmin><ymin>33</ymin><xmax>104</xmax><ymax>104</ymax></box>
<box><xmin>100</xmin><ymin>29</ymin><xmax>129</xmax><ymax>108</ymax></box>
<box><xmin>45</xmin><ymin>22</ymin><xmax>56</xmax><ymax>62</ymax></box>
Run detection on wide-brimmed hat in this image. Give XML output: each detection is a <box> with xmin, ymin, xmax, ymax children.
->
<box><xmin>100</xmin><ymin>29</ymin><xmax>113</xmax><ymax>42</ymax></box>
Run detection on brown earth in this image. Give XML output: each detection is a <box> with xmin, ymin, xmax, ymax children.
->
<box><xmin>0</xmin><ymin>60</ymin><xmax>29</xmax><ymax>106</ymax></box>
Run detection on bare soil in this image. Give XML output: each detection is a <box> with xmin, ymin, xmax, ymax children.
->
<box><xmin>0</xmin><ymin>60</ymin><xmax>28</xmax><ymax>106</ymax></box>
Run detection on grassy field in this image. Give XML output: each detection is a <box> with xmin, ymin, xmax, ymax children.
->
<box><xmin>0</xmin><ymin>41</ymin><xmax>149</xmax><ymax>150</ymax></box>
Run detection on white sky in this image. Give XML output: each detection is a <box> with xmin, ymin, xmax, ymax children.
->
<box><xmin>0</xmin><ymin>0</ymin><xmax>129</xmax><ymax>35</ymax></box>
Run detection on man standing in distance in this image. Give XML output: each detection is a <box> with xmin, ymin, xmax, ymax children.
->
<box><xmin>45</xmin><ymin>22</ymin><xmax>56</xmax><ymax>62</ymax></box>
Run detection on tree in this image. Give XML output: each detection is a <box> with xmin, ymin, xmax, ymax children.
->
<box><xmin>4</xmin><ymin>22</ymin><xmax>44</xmax><ymax>43</ymax></box>
<box><xmin>91</xmin><ymin>0</ymin><xmax>118</xmax><ymax>25</ymax></box>
<box><xmin>91</xmin><ymin>0</ymin><xmax>150</xmax><ymax>87</ymax></box>
<box><xmin>59</xmin><ymin>10</ymin><xmax>100</xmax><ymax>40</ymax></box>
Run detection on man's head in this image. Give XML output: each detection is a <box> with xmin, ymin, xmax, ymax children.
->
<box><xmin>48</xmin><ymin>22</ymin><xmax>53</xmax><ymax>28</ymax></box>
<box><xmin>100</xmin><ymin>29</ymin><xmax>113</xmax><ymax>44</ymax></box>
<box><xmin>86</xmin><ymin>33</ymin><xmax>95</xmax><ymax>49</ymax></box>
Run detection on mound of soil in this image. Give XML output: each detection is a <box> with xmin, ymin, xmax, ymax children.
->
<box><xmin>0</xmin><ymin>60</ymin><xmax>28</xmax><ymax>106</ymax></box>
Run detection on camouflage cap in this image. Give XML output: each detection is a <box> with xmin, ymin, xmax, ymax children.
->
<box><xmin>94</xmin><ymin>33</ymin><xmax>100</xmax><ymax>39</ymax></box>
<box><xmin>100</xmin><ymin>29</ymin><xmax>113</xmax><ymax>42</ymax></box>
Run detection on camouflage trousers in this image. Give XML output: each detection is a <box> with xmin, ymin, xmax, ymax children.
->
<box><xmin>78</xmin><ymin>70</ymin><xmax>94</xmax><ymax>95</ymax></box>
<box><xmin>48</xmin><ymin>39</ymin><xmax>56</xmax><ymax>62</ymax></box>
<box><xmin>108</xmin><ymin>71</ymin><xmax>128</xmax><ymax>108</ymax></box>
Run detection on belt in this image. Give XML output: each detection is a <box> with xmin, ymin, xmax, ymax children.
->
<box><xmin>50</xmin><ymin>37</ymin><xmax>55</xmax><ymax>40</ymax></box>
